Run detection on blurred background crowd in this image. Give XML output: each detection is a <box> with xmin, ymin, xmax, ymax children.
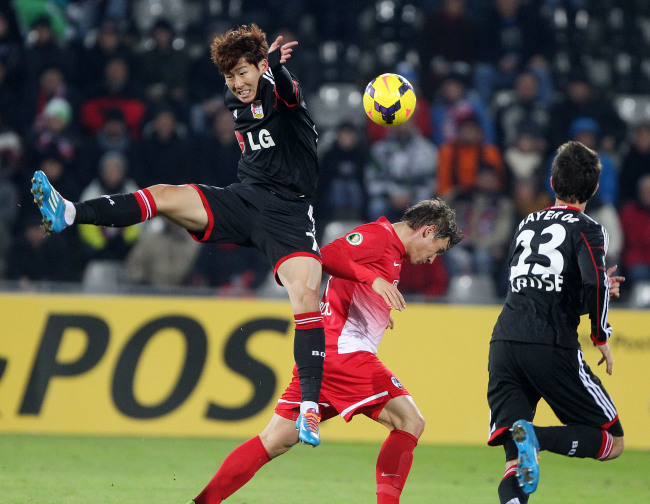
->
<box><xmin>1</xmin><ymin>0</ymin><xmax>650</xmax><ymax>306</ymax></box>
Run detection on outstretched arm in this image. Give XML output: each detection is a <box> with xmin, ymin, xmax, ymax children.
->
<box><xmin>267</xmin><ymin>36</ymin><xmax>299</xmax><ymax>104</ymax></box>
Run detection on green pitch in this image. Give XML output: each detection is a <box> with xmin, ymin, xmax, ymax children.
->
<box><xmin>1</xmin><ymin>434</ymin><xmax>648</xmax><ymax>503</ymax></box>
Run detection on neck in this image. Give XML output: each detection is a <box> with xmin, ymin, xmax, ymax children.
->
<box><xmin>554</xmin><ymin>199</ymin><xmax>587</xmax><ymax>212</ymax></box>
<box><xmin>392</xmin><ymin>222</ymin><xmax>411</xmax><ymax>247</ymax></box>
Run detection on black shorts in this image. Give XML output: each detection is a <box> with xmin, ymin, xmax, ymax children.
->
<box><xmin>487</xmin><ymin>340</ymin><xmax>623</xmax><ymax>446</ymax></box>
<box><xmin>189</xmin><ymin>183</ymin><xmax>321</xmax><ymax>278</ymax></box>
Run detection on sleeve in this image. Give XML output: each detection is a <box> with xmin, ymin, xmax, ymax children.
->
<box><xmin>267</xmin><ymin>50</ymin><xmax>299</xmax><ymax>106</ymax></box>
<box><xmin>577</xmin><ymin>224</ymin><xmax>613</xmax><ymax>345</ymax></box>
<box><xmin>321</xmin><ymin>225</ymin><xmax>389</xmax><ymax>285</ymax></box>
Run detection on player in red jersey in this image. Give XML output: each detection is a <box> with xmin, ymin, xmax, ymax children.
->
<box><xmin>186</xmin><ymin>198</ymin><xmax>463</xmax><ymax>504</ymax></box>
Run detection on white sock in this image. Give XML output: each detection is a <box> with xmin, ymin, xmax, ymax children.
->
<box><xmin>63</xmin><ymin>199</ymin><xmax>76</xmax><ymax>225</ymax></box>
<box><xmin>300</xmin><ymin>401</ymin><xmax>318</xmax><ymax>415</ymax></box>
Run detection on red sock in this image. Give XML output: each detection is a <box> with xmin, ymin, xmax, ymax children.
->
<box><xmin>376</xmin><ymin>429</ymin><xmax>418</xmax><ymax>504</ymax></box>
<box><xmin>194</xmin><ymin>436</ymin><xmax>271</xmax><ymax>504</ymax></box>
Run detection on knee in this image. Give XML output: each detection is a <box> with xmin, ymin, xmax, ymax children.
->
<box><xmin>259</xmin><ymin>430</ymin><xmax>297</xmax><ymax>459</ymax></box>
<box><xmin>607</xmin><ymin>436</ymin><xmax>624</xmax><ymax>460</ymax></box>
<box><xmin>395</xmin><ymin>412</ymin><xmax>425</xmax><ymax>439</ymax></box>
<box><xmin>287</xmin><ymin>282</ymin><xmax>320</xmax><ymax>313</ymax></box>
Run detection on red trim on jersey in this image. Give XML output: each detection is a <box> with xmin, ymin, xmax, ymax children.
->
<box><xmin>187</xmin><ymin>184</ymin><xmax>214</xmax><ymax>242</ymax></box>
<box><xmin>502</xmin><ymin>465</ymin><xmax>518</xmax><ymax>480</ymax></box>
<box><xmin>273</xmin><ymin>252</ymin><xmax>322</xmax><ymax>285</ymax></box>
<box><xmin>549</xmin><ymin>204</ymin><xmax>582</xmax><ymax>212</ymax></box>
<box><xmin>601</xmin><ymin>414</ymin><xmax>619</xmax><ymax>430</ymax></box>
<box><xmin>487</xmin><ymin>426</ymin><xmax>511</xmax><ymax>446</ymax></box>
<box><xmin>274</xmin><ymin>80</ymin><xmax>299</xmax><ymax>107</ymax></box>
<box><xmin>294</xmin><ymin>311</ymin><xmax>324</xmax><ymax>330</ymax></box>
<box><xmin>581</xmin><ymin>231</ymin><xmax>607</xmax><ymax>345</ymax></box>
<box><xmin>133</xmin><ymin>188</ymin><xmax>157</xmax><ymax>221</ymax></box>
<box><xmin>596</xmin><ymin>430</ymin><xmax>614</xmax><ymax>460</ymax></box>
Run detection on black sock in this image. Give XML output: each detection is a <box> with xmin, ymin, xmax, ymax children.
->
<box><xmin>498</xmin><ymin>470</ymin><xmax>529</xmax><ymax>504</ymax></box>
<box><xmin>535</xmin><ymin>425</ymin><xmax>604</xmax><ymax>458</ymax></box>
<box><xmin>74</xmin><ymin>190</ymin><xmax>156</xmax><ymax>227</ymax></box>
<box><xmin>293</xmin><ymin>323</ymin><xmax>325</xmax><ymax>405</ymax></box>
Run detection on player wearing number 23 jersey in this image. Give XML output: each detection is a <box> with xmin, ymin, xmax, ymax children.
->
<box><xmin>491</xmin><ymin>204</ymin><xmax>611</xmax><ymax>349</ymax></box>
<box><xmin>487</xmin><ymin>141</ymin><xmax>624</xmax><ymax>504</ymax></box>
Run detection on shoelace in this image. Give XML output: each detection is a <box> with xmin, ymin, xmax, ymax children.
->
<box><xmin>304</xmin><ymin>412</ymin><xmax>320</xmax><ymax>433</ymax></box>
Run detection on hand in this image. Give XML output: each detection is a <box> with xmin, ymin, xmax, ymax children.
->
<box><xmin>387</xmin><ymin>315</ymin><xmax>394</xmax><ymax>330</ymax></box>
<box><xmin>371</xmin><ymin>277</ymin><xmax>406</xmax><ymax>311</ymax></box>
<box><xmin>268</xmin><ymin>35</ymin><xmax>298</xmax><ymax>65</ymax></box>
<box><xmin>597</xmin><ymin>342</ymin><xmax>613</xmax><ymax>375</ymax></box>
<box><xmin>606</xmin><ymin>265</ymin><xmax>625</xmax><ymax>300</ymax></box>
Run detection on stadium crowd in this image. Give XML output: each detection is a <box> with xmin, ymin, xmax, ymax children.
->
<box><xmin>1</xmin><ymin>0</ymin><xmax>650</xmax><ymax>303</ymax></box>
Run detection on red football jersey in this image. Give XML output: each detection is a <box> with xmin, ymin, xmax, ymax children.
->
<box><xmin>320</xmin><ymin>217</ymin><xmax>405</xmax><ymax>355</ymax></box>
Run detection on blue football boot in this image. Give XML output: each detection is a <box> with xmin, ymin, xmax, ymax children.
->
<box><xmin>31</xmin><ymin>170</ymin><xmax>69</xmax><ymax>234</ymax></box>
<box><xmin>511</xmin><ymin>419</ymin><xmax>540</xmax><ymax>494</ymax></box>
<box><xmin>296</xmin><ymin>408</ymin><xmax>321</xmax><ymax>447</ymax></box>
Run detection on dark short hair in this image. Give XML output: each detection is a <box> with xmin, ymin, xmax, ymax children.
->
<box><xmin>401</xmin><ymin>198</ymin><xmax>463</xmax><ymax>249</ymax></box>
<box><xmin>210</xmin><ymin>24</ymin><xmax>268</xmax><ymax>74</ymax></box>
<box><xmin>551</xmin><ymin>141</ymin><xmax>601</xmax><ymax>204</ymax></box>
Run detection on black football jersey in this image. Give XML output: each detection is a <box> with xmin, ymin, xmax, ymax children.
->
<box><xmin>491</xmin><ymin>205</ymin><xmax>612</xmax><ymax>349</ymax></box>
<box><xmin>224</xmin><ymin>68</ymin><xmax>318</xmax><ymax>201</ymax></box>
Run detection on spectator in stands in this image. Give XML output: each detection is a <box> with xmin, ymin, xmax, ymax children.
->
<box><xmin>619</xmin><ymin>121</ymin><xmax>650</xmax><ymax>208</ymax></box>
<box><xmin>585</xmin><ymin>195</ymin><xmax>623</xmax><ymax>267</ymax></box>
<box><xmin>549</xmin><ymin>71</ymin><xmax>627</xmax><ymax>156</ymax></box>
<box><xmin>0</xmin><ymin>109</ymin><xmax>22</xmax><ymax>182</ymax></box>
<box><xmin>511</xmin><ymin>176</ymin><xmax>551</xmax><ymax>220</ymax></box>
<box><xmin>620</xmin><ymin>174</ymin><xmax>650</xmax><ymax>286</ymax></box>
<box><xmin>80</xmin><ymin>56</ymin><xmax>147</xmax><ymax>140</ymax></box>
<box><xmin>78</xmin><ymin>19</ymin><xmax>135</xmax><ymax>91</ymax></box>
<box><xmin>193</xmin><ymin>105</ymin><xmax>240</xmax><ymax>187</ymax></box>
<box><xmin>26</xmin><ymin>66</ymin><xmax>78</xmax><ymax>136</ymax></box>
<box><xmin>0</xmin><ymin>60</ymin><xmax>21</xmax><ymax>132</ymax></box>
<box><xmin>545</xmin><ymin>118</ymin><xmax>618</xmax><ymax>206</ymax></box>
<box><xmin>82</xmin><ymin>107</ymin><xmax>137</xmax><ymax>188</ymax></box>
<box><xmin>0</xmin><ymin>6</ymin><xmax>24</xmax><ymax>96</ymax></box>
<box><xmin>444</xmin><ymin>163</ymin><xmax>514</xmax><ymax>284</ymax></box>
<box><xmin>397</xmin><ymin>258</ymin><xmax>450</xmax><ymax>299</ymax></box>
<box><xmin>493</xmin><ymin>69</ymin><xmax>550</xmax><ymax>151</ymax></box>
<box><xmin>474</xmin><ymin>0</ymin><xmax>554</xmax><ymax>105</ymax></box>
<box><xmin>365</xmin><ymin>118</ymin><xmax>437</xmax><ymax>222</ymax></box>
<box><xmin>22</xmin><ymin>15</ymin><xmax>73</xmax><ymax>103</ymax></box>
<box><xmin>77</xmin><ymin>151</ymin><xmax>140</xmax><ymax>262</ymax></box>
<box><xmin>187</xmin><ymin>244</ymin><xmax>270</xmax><ymax>293</ymax></box>
<box><xmin>436</xmin><ymin>113</ymin><xmax>505</xmax><ymax>198</ymax></box>
<box><xmin>316</xmin><ymin>122</ymin><xmax>368</xmax><ymax>223</ymax></box>
<box><xmin>125</xmin><ymin>219</ymin><xmax>201</xmax><ymax>288</ymax></box>
<box><xmin>26</xmin><ymin>97</ymin><xmax>81</xmax><ymax>179</ymax></box>
<box><xmin>137</xmin><ymin>18</ymin><xmax>191</xmax><ymax>120</ymax></box>
<box><xmin>430</xmin><ymin>68</ymin><xmax>495</xmax><ymax>147</ymax></box>
<box><xmin>6</xmin><ymin>215</ymin><xmax>74</xmax><ymax>283</ymax></box>
<box><xmin>134</xmin><ymin>105</ymin><xmax>191</xmax><ymax>187</ymax></box>
<box><xmin>188</xmin><ymin>25</ymin><xmax>226</xmax><ymax>135</ymax></box>
<box><xmin>416</xmin><ymin>0</ymin><xmax>479</xmax><ymax>101</ymax></box>
<box><xmin>503</xmin><ymin>126</ymin><xmax>547</xmax><ymax>190</ymax></box>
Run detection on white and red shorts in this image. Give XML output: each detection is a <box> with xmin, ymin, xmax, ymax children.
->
<box><xmin>275</xmin><ymin>350</ymin><xmax>410</xmax><ymax>422</ymax></box>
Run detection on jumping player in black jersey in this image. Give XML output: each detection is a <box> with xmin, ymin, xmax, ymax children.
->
<box><xmin>487</xmin><ymin>141</ymin><xmax>625</xmax><ymax>503</ymax></box>
<box><xmin>30</xmin><ymin>24</ymin><xmax>325</xmax><ymax>446</ymax></box>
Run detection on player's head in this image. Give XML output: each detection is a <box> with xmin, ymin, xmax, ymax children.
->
<box><xmin>400</xmin><ymin>198</ymin><xmax>463</xmax><ymax>265</ymax></box>
<box><xmin>550</xmin><ymin>141</ymin><xmax>601</xmax><ymax>204</ymax></box>
<box><xmin>210</xmin><ymin>24</ymin><xmax>269</xmax><ymax>104</ymax></box>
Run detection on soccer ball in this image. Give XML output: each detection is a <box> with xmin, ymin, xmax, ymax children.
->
<box><xmin>363</xmin><ymin>73</ymin><xmax>417</xmax><ymax>127</ymax></box>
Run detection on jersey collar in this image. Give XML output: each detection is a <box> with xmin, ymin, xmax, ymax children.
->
<box><xmin>548</xmin><ymin>204</ymin><xmax>582</xmax><ymax>212</ymax></box>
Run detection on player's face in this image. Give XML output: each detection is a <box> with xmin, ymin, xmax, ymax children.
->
<box><xmin>225</xmin><ymin>57</ymin><xmax>268</xmax><ymax>104</ymax></box>
<box><xmin>407</xmin><ymin>227</ymin><xmax>450</xmax><ymax>265</ymax></box>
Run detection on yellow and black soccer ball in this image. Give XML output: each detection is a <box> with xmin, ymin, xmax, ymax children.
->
<box><xmin>363</xmin><ymin>73</ymin><xmax>417</xmax><ymax>127</ymax></box>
